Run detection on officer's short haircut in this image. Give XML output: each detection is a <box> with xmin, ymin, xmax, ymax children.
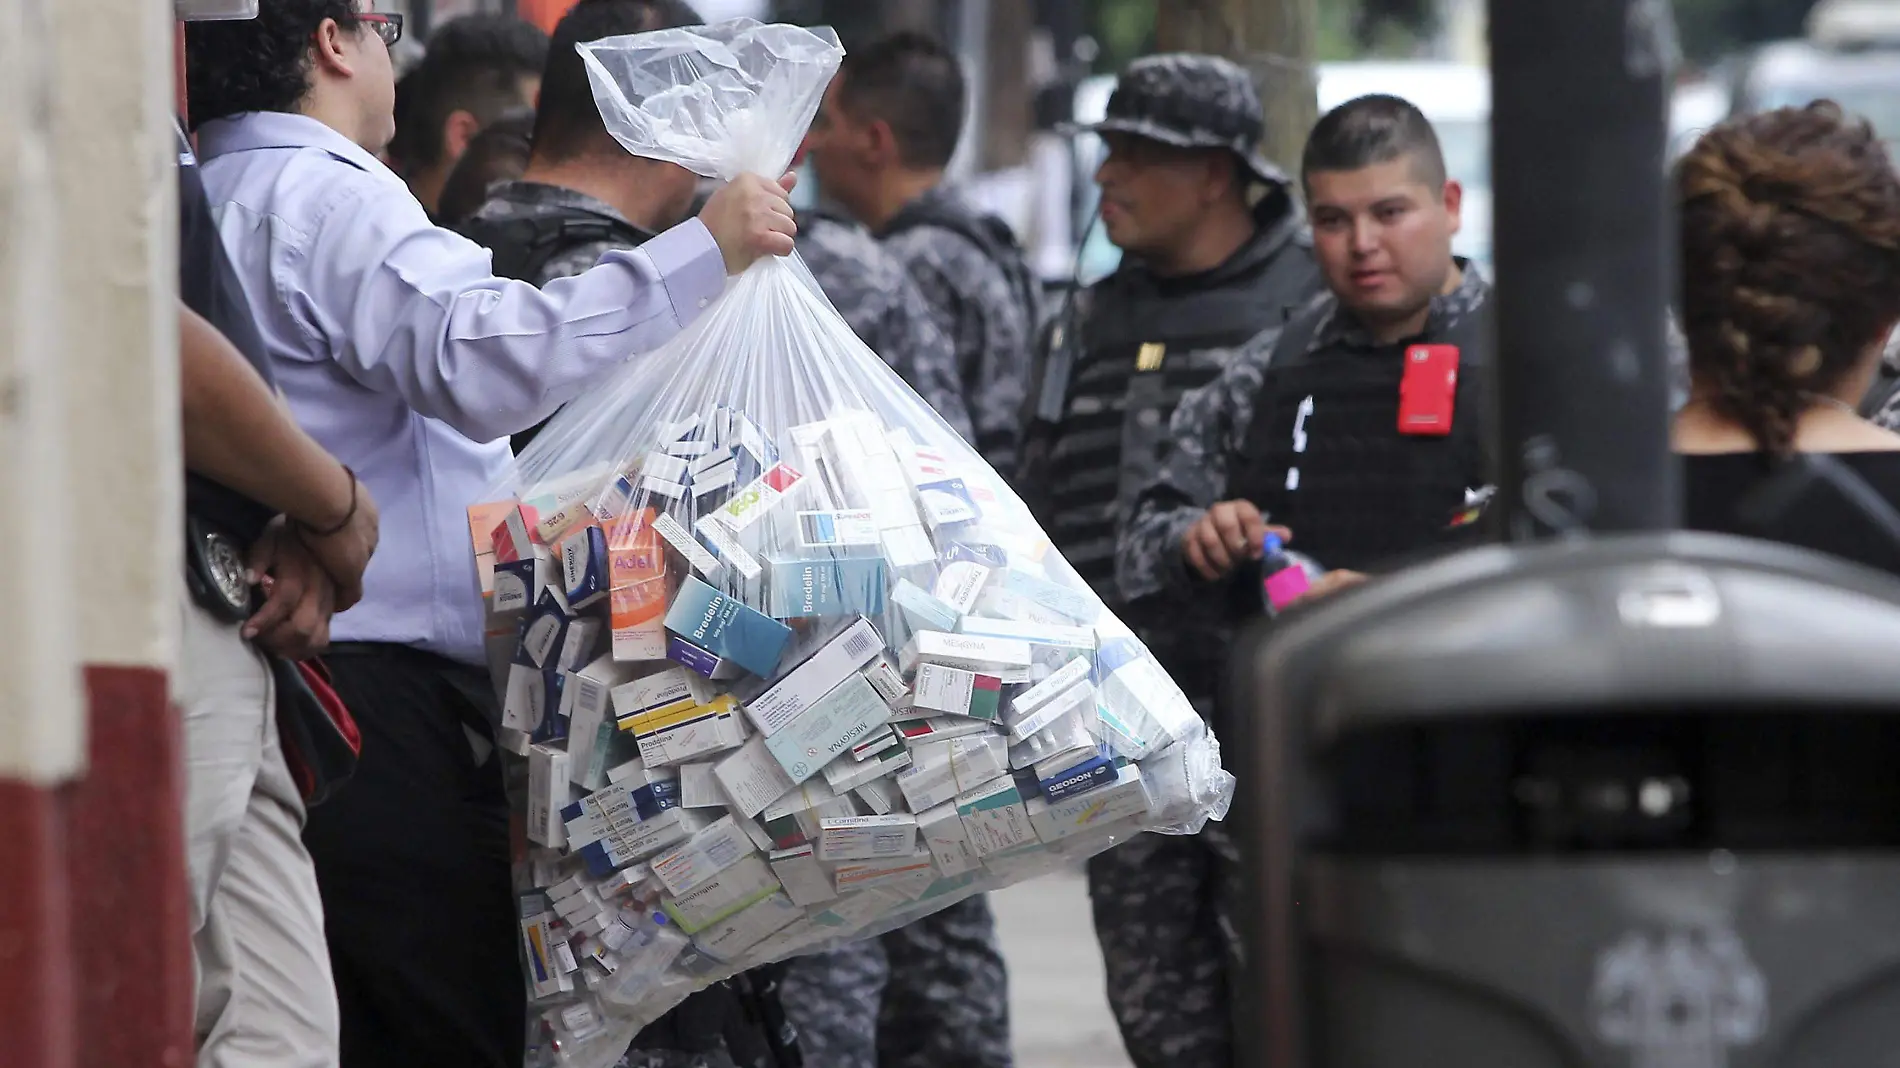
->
<box><xmin>533</xmin><ymin>0</ymin><xmax>703</xmax><ymax>164</ymax></box>
<box><xmin>1301</xmin><ymin>94</ymin><xmax>1448</xmax><ymax>192</ymax></box>
<box><xmin>836</xmin><ymin>32</ymin><xmax>967</xmax><ymax>171</ymax></box>
<box><xmin>388</xmin><ymin>16</ymin><xmax>549</xmax><ymax>172</ymax></box>
<box><xmin>185</xmin><ymin>0</ymin><xmax>362</xmax><ymax>128</ymax></box>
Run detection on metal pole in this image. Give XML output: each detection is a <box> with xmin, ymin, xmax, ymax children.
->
<box><xmin>950</xmin><ymin>0</ymin><xmax>989</xmax><ymax>182</ymax></box>
<box><xmin>1489</xmin><ymin>0</ymin><xmax>1680</xmax><ymax>539</ymax></box>
<box><xmin>1153</xmin><ymin>0</ymin><xmax>1318</xmax><ymax>175</ymax></box>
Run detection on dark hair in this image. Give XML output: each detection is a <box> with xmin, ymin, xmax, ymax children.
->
<box><xmin>388</xmin><ymin>16</ymin><xmax>549</xmax><ymax>172</ymax></box>
<box><xmin>532</xmin><ymin>0</ymin><xmax>702</xmax><ymax>163</ymax></box>
<box><xmin>1678</xmin><ymin>102</ymin><xmax>1900</xmax><ymax>456</ymax></box>
<box><xmin>185</xmin><ymin>0</ymin><xmax>362</xmax><ymax>129</ymax></box>
<box><xmin>835</xmin><ymin>31</ymin><xmax>967</xmax><ymax>170</ymax></box>
<box><xmin>1301</xmin><ymin>93</ymin><xmax>1446</xmax><ymax>191</ymax></box>
<box><xmin>435</xmin><ymin>109</ymin><xmax>537</xmax><ymax>225</ymax></box>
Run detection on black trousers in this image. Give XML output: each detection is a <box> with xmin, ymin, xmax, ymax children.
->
<box><xmin>302</xmin><ymin>644</ymin><xmax>524</xmax><ymax>1068</ymax></box>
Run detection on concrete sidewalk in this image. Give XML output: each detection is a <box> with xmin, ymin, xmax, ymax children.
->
<box><xmin>992</xmin><ymin>870</ymin><xmax>1135</xmax><ymax>1068</ymax></box>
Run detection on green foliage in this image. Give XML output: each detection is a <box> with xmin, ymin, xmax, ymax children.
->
<box><xmin>1674</xmin><ymin>0</ymin><xmax>1821</xmax><ymax>60</ymax></box>
<box><xmin>1090</xmin><ymin>0</ymin><xmax>1158</xmax><ymax>71</ymax></box>
<box><xmin>1084</xmin><ymin>0</ymin><xmax>1422</xmax><ymax>70</ymax></box>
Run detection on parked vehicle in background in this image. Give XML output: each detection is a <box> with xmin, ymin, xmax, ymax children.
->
<box><xmin>1728</xmin><ymin>0</ymin><xmax>1900</xmax><ymax>148</ymax></box>
<box><xmin>1810</xmin><ymin>0</ymin><xmax>1900</xmax><ymax>48</ymax></box>
<box><xmin>1669</xmin><ymin>74</ymin><xmax>1731</xmax><ymax>161</ymax></box>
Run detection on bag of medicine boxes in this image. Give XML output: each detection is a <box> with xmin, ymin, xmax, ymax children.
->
<box><xmin>466</xmin><ymin>19</ymin><xmax>1235</xmax><ymax>1068</ymax></box>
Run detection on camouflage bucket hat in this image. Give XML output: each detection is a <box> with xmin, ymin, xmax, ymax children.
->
<box><xmin>1066</xmin><ymin>53</ymin><xmax>1289</xmax><ymax>188</ymax></box>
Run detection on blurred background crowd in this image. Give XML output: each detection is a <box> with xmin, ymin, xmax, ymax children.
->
<box><xmin>373</xmin><ymin>0</ymin><xmax>1900</xmax><ymax>292</ymax></box>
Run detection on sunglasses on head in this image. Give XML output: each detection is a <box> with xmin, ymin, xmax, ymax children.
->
<box><xmin>357</xmin><ymin>11</ymin><xmax>402</xmax><ymax>46</ymax></box>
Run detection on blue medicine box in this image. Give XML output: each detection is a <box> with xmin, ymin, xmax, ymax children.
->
<box><xmin>768</xmin><ymin>552</ymin><xmax>888</xmax><ymax>619</ymax></box>
<box><xmin>663</xmin><ymin>575</ymin><xmax>792</xmax><ymax>678</ymax></box>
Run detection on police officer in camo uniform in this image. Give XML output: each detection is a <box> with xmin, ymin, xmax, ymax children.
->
<box><xmin>772</xmin><ymin>226</ymin><xmax>1005</xmax><ymax>1068</ymax></box>
<box><xmin>780</xmin><ymin>39</ymin><xmax>1016</xmax><ymax>1066</ymax></box>
<box><xmin>458</xmin><ymin>0</ymin><xmax>705</xmax><ymax>453</ymax></box>
<box><xmin>796</xmin><ymin>210</ymin><xmax>978</xmax><ymax>444</ymax></box>
<box><xmin>456</xmin><ymin>4</ymin><xmax>805</xmax><ymax>1066</ymax></box>
<box><xmin>802</xmin><ymin>31</ymin><xmax>1040</xmax><ymax>478</ymax></box>
<box><xmin>1013</xmin><ymin>53</ymin><xmax>1321</xmax><ymax>1068</ymax></box>
<box><xmin>1116</xmin><ymin>96</ymin><xmax>1494</xmax><ymax>1066</ymax></box>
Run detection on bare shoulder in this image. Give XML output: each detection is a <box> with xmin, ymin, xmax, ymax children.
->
<box><xmin>1842</xmin><ymin>419</ymin><xmax>1900</xmax><ymax>451</ymax></box>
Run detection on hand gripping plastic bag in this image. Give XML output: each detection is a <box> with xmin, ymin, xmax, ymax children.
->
<box><xmin>468</xmin><ymin>20</ymin><xmax>1234</xmax><ymax>1066</ymax></box>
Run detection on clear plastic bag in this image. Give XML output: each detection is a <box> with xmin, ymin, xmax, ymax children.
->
<box><xmin>470</xmin><ymin>20</ymin><xmax>1234</xmax><ymax>1067</ymax></box>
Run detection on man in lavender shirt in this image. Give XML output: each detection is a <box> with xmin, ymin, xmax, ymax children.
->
<box><xmin>183</xmin><ymin>4</ymin><xmax>796</xmax><ymax>1066</ymax></box>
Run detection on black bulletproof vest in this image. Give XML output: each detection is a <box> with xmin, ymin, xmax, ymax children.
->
<box><xmin>1032</xmin><ymin>224</ymin><xmax>1320</xmax><ymax>590</ymax></box>
<box><xmin>1083</xmin><ymin>225</ymin><xmax>1322</xmax><ymax>503</ymax></box>
<box><xmin>456</xmin><ymin>210</ymin><xmax>648</xmax><ymax>289</ymax></box>
<box><xmin>1227</xmin><ymin>295</ymin><xmax>1496</xmax><ymax>576</ymax></box>
<box><xmin>456</xmin><ymin>207</ymin><xmax>650</xmax><ymax>453</ymax></box>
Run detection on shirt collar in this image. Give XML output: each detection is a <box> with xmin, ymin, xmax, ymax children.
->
<box><xmin>882</xmin><ymin>183</ymin><xmax>970</xmax><ymax>234</ymax></box>
<box><xmin>906</xmin><ymin>184</ymin><xmax>964</xmax><ymax>214</ymax></box>
<box><xmin>1309</xmin><ymin>258</ymin><xmax>1490</xmax><ymax>352</ymax></box>
<box><xmin>196</xmin><ymin>111</ymin><xmax>395</xmax><ymax>181</ymax></box>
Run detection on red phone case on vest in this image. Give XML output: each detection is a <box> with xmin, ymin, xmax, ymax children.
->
<box><xmin>1398</xmin><ymin>344</ymin><xmax>1461</xmax><ymax>436</ymax></box>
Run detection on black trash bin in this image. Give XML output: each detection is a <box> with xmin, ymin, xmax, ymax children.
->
<box><xmin>1235</xmin><ymin>531</ymin><xmax>1900</xmax><ymax>1068</ymax></box>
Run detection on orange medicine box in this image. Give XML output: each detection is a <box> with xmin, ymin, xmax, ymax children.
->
<box><xmin>612</xmin><ymin>577</ymin><xmax>672</xmax><ymax>662</ymax></box>
<box><xmin>607</xmin><ymin>509</ymin><xmax>667</xmax><ymax>588</ymax></box>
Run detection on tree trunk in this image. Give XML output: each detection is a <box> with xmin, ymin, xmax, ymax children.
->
<box><xmin>981</xmin><ymin>0</ymin><xmax>1034</xmax><ymax>170</ymax></box>
<box><xmin>1153</xmin><ymin>0</ymin><xmax>1318</xmax><ymax>174</ymax></box>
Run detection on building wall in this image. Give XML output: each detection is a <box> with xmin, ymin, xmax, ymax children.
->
<box><xmin>0</xmin><ymin>2</ymin><xmax>81</xmax><ymax>1057</ymax></box>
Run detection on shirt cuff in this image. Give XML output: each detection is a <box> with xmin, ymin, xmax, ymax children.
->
<box><xmin>641</xmin><ymin>218</ymin><xmax>728</xmax><ymax>329</ymax></box>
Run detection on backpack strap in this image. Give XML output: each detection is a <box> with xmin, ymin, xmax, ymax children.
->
<box><xmin>883</xmin><ymin>197</ymin><xmax>1043</xmax><ymax>335</ymax></box>
<box><xmin>456</xmin><ymin>210</ymin><xmax>648</xmax><ymax>284</ymax></box>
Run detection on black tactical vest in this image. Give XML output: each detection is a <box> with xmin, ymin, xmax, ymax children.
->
<box><xmin>456</xmin><ymin>207</ymin><xmax>650</xmax><ymax>453</ymax></box>
<box><xmin>1227</xmin><ymin>294</ymin><xmax>1496</xmax><ymax>576</ymax></box>
<box><xmin>1024</xmin><ymin>212</ymin><xmax>1322</xmax><ymax>588</ymax></box>
<box><xmin>456</xmin><ymin>210</ymin><xmax>648</xmax><ymax>290</ymax></box>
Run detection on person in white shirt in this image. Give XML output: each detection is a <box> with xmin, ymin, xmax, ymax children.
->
<box><xmin>183</xmin><ymin>3</ymin><xmax>796</xmax><ymax>1065</ymax></box>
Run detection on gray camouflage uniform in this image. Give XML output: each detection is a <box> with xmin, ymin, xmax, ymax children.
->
<box><xmin>463</xmin><ymin>179</ymin><xmax>658</xmax><ymax>287</ymax></box>
<box><xmin>471</xmin><ymin>181</ymin><xmax>796</xmax><ymax>1068</ymax></box>
<box><xmin>881</xmin><ymin>186</ymin><xmax>1038</xmax><ymax>473</ymax></box>
<box><xmin>1016</xmin><ymin>54</ymin><xmax>1323</xmax><ymax>1068</ymax></box>
<box><xmin>778</xmin><ymin>897</ymin><xmax>1012</xmax><ymax>1068</ymax></box>
<box><xmin>618</xmin><ymin>1053</ymin><xmax>741</xmax><ymax>1068</ymax></box>
<box><xmin>1106</xmin><ymin>269</ymin><xmax>1489</xmax><ymax>1068</ymax></box>
<box><xmin>797</xmin><ymin>212</ymin><xmax>979</xmax><ymax>444</ymax></box>
<box><xmin>780</xmin><ymin>212</ymin><xmax>1010</xmax><ymax>1068</ymax></box>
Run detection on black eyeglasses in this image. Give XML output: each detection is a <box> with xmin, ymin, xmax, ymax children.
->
<box><xmin>358</xmin><ymin>11</ymin><xmax>403</xmax><ymax>46</ymax></box>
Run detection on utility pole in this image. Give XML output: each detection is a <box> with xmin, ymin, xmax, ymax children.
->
<box><xmin>1154</xmin><ymin>0</ymin><xmax>1318</xmax><ymax>174</ymax></box>
<box><xmin>979</xmin><ymin>0</ymin><xmax>1035</xmax><ymax>171</ymax></box>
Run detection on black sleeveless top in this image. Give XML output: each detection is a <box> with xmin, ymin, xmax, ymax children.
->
<box><xmin>1683</xmin><ymin>450</ymin><xmax>1900</xmax><ymax>575</ymax></box>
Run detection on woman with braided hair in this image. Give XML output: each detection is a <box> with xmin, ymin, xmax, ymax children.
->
<box><xmin>1676</xmin><ymin>102</ymin><xmax>1900</xmax><ymax>571</ymax></box>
